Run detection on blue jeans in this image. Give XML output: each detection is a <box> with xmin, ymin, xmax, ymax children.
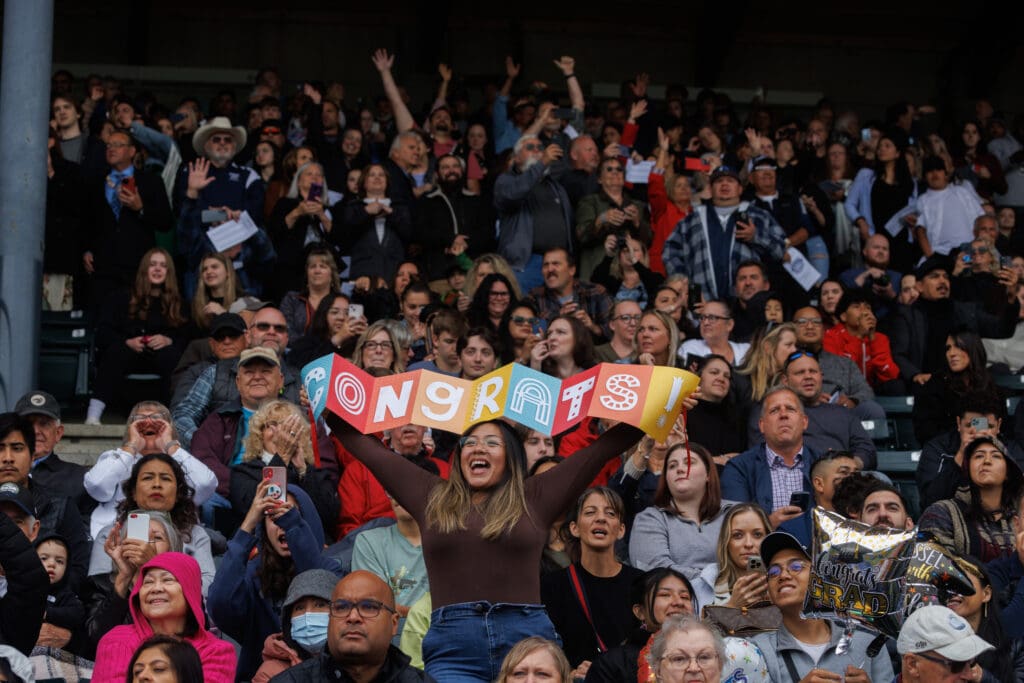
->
<box><xmin>514</xmin><ymin>254</ymin><xmax>545</xmax><ymax>294</ymax></box>
<box><xmin>805</xmin><ymin>235</ymin><xmax>830</xmax><ymax>282</ymax></box>
<box><xmin>423</xmin><ymin>602</ymin><xmax>560</xmax><ymax>682</ymax></box>
<box><xmin>200</xmin><ymin>491</ymin><xmax>232</xmax><ymax>528</ymax></box>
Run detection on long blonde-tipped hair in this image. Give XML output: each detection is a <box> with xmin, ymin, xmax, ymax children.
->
<box><xmin>713</xmin><ymin>503</ymin><xmax>773</xmax><ymax>596</ymax></box>
<box><xmin>424</xmin><ymin>420</ymin><xmax>531</xmax><ymax>540</ymax></box>
<box><xmin>192</xmin><ymin>253</ymin><xmax>242</xmax><ymax>329</ymax></box>
<box><xmin>737</xmin><ymin>322</ymin><xmax>797</xmax><ymax>401</ymax></box>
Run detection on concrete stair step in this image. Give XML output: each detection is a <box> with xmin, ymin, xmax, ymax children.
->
<box><xmin>59</xmin><ymin>422</ymin><xmax>125</xmax><ymax>467</ymax></box>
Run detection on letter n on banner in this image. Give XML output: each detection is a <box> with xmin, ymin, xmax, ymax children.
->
<box><xmin>505</xmin><ymin>364</ymin><xmax>560</xmax><ymax>435</ymax></box>
<box><xmin>414</xmin><ymin>372</ymin><xmax>473</xmax><ymax>433</ymax></box>
<box><xmin>551</xmin><ymin>364</ymin><xmax>601</xmax><ymax>435</ymax></box>
<box><xmin>588</xmin><ymin>365</ymin><xmax>652</xmax><ymax>426</ymax></box>
<box><xmin>369</xmin><ymin>371</ymin><xmax>422</xmax><ymax>432</ymax></box>
<box><xmin>324</xmin><ymin>358</ymin><xmax>375</xmax><ymax>432</ymax></box>
<box><xmin>301</xmin><ymin>353</ymin><xmax>340</xmax><ymax>420</ymax></box>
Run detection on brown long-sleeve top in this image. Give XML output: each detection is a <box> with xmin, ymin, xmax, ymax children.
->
<box><xmin>328</xmin><ymin>415</ymin><xmax>643</xmax><ymax>608</ymax></box>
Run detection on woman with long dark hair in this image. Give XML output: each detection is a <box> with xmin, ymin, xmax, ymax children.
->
<box><xmin>913</xmin><ymin>330</ymin><xmax>999</xmax><ymax>445</ymax></box>
<box><xmin>87</xmin><ymin>248</ymin><xmax>187</xmax><ymax>425</ymax></box>
<box><xmin>287</xmin><ymin>291</ymin><xmax>367</xmax><ymax>369</ymax></box>
<box><xmin>127</xmin><ymin>634</ymin><xmax>205</xmax><ymax>683</ymax></box>
<box><xmin>920</xmin><ymin>436</ymin><xmax>1023</xmax><ymax>562</ymax></box>
<box><xmin>584</xmin><ymin>567</ymin><xmax>698</xmax><ymax>683</ymax></box>
<box><xmin>328</xmin><ymin>412</ymin><xmax>644</xmax><ymax>682</ymax></box>
<box><xmin>953</xmin><ymin>120</ymin><xmax>1008</xmax><ymax>201</ymax></box>
<box><xmin>207</xmin><ymin>478</ymin><xmax>339</xmax><ymax>681</ymax></box>
<box><xmin>466</xmin><ymin>273</ymin><xmax>517</xmax><ymax>333</ymax></box>
<box><xmin>844</xmin><ymin>133</ymin><xmax>919</xmax><ymax>273</ymax></box>
<box><xmin>947</xmin><ymin>556</ymin><xmax>1024</xmax><ymax>682</ymax></box>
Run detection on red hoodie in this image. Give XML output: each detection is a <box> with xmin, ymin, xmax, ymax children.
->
<box><xmin>822</xmin><ymin>324</ymin><xmax>900</xmax><ymax>388</ymax></box>
<box><xmin>91</xmin><ymin>552</ymin><xmax>236</xmax><ymax>683</ymax></box>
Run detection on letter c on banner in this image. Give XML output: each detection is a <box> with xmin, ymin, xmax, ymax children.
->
<box><xmin>304</xmin><ymin>366</ymin><xmax>327</xmax><ymax>413</ymax></box>
<box><xmin>599</xmin><ymin>373</ymin><xmax>640</xmax><ymax>411</ymax></box>
<box><xmin>334</xmin><ymin>372</ymin><xmax>367</xmax><ymax>414</ymax></box>
<box><xmin>421</xmin><ymin>381</ymin><xmax>465</xmax><ymax>422</ymax></box>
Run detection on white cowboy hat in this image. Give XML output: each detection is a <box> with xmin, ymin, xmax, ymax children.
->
<box><xmin>192</xmin><ymin>116</ymin><xmax>247</xmax><ymax>155</ymax></box>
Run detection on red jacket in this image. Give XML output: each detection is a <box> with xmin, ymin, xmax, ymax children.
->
<box><xmin>647</xmin><ymin>171</ymin><xmax>691</xmax><ymax>275</ymax></box>
<box><xmin>336</xmin><ymin>449</ymin><xmax>450</xmax><ymax>538</ymax></box>
<box><xmin>822</xmin><ymin>324</ymin><xmax>900</xmax><ymax>388</ymax></box>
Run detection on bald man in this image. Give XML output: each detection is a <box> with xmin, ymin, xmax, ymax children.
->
<box><xmin>269</xmin><ymin>570</ymin><xmax>433</xmax><ymax>682</ymax></box>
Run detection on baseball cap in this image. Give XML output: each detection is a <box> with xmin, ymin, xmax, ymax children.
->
<box><xmin>14</xmin><ymin>390</ymin><xmax>60</xmax><ymax>420</ymax></box>
<box><xmin>238</xmin><ymin>346</ymin><xmax>280</xmax><ymax>368</ymax></box>
<box><xmin>897</xmin><ymin>605</ymin><xmax>994</xmax><ymax>660</ymax></box>
<box><xmin>0</xmin><ymin>482</ymin><xmax>37</xmax><ymax>518</ymax></box>
<box><xmin>209</xmin><ymin>313</ymin><xmax>247</xmax><ymax>338</ymax></box>
<box><xmin>751</xmin><ymin>155</ymin><xmax>778</xmax><ymax>171</ymax></box>
<box><xmin>710</xmin><ymin>165</ymin><xmax>740</xmax><ymax>183</ymax></box>
<box><xmin>759</xmin><ymin>531</ymin><xmax>811</xmax><ymax>565</ymax></box>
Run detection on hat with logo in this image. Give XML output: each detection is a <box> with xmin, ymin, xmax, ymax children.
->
<box><xmin>238</xmin><ymin>346</ymin><xmax>280</xmax><ymax>368</ymax></box>
<box><xmin>709</xmin><ymin>165</ymin><xmax>740</xmax><ymax>184</ymax></box>
<box><xmin>0</xmin><ymin>482</ymin><xmax>37</xmax><ymax>518</ymax></box>
<box><xmin>897</xmin><ymin>605</ymin><xmax>994</xmax><ymax>660</ymax></box>
<box><xmin>14</xmin><ymin>390</ymin><xmax>60</xmax><ymax>420</ymax></box>
<box><xmin>759</xmin><ymin>531</ymin><xmax>811</xmax><ymax>565</ymax></box>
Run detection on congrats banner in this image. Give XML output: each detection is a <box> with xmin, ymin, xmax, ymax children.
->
<box><xmin>302</xmin><ymin>355</ymin><xmax>699</xmax><ymax>441</ymax></box>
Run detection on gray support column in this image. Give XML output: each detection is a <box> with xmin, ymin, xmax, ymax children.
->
<box><xmin>0</xmin><ymin>0</ymin><xmax>55</xmax><ymax>409</ymax></box>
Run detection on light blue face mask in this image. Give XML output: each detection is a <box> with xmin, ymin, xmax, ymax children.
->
<box><xmin>290</xmin><ymin>611</ymin><xmax>330</xmax><ymax>653</ymax></box>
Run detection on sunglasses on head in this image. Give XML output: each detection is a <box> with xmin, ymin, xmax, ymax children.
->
<box><xmin>784</xmin><ymin>349</ymin><xmax>817</xmax><ymax>370</ymax></box>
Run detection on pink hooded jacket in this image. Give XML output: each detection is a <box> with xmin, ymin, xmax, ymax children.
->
<box><xmin>91</xmin><ymin>552</ymin><xmax>236</xmax><ymax>683</ymax></box>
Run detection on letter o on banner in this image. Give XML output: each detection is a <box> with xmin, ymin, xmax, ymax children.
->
<box><xmin>334</xmin><ymin>372</ymin><xmax>367</xmax><ymax>413</ymax></box>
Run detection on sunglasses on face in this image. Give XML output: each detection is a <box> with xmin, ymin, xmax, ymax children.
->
<box><xmin>252</xmin><ymin>322</ymin><xmax>288</xmax><ymax>334</ymax></box>
<box><xmin>212</xmin><ymin>331</ymin><xmax>243</xmax><ymax>342</ymax></box>
<box><xmin>522</xmin><ymin>143</ymin><xmax>543</xmax><ymax>152</ymax></box>
<box><xmin>210</xmin><ymin>135</ymin><xmax>235</xmax><ymax>144</ymax></box>
<box><xmin>511</xmin><ymin>316</ymin><xmax>540</xmax><ymax>325</ymax></box>
<box><xmin>915</xmin><ymin>653</ymin><xmax>974</xmax><ymax>674</ymax></box>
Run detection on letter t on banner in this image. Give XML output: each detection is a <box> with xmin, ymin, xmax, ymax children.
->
<box><xmin>551</xmin><ymin>364</ymin><xmax>601</xmax><ymax>435</ymax></box>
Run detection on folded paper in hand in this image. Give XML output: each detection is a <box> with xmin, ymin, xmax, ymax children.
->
<box><xmin>206</xmin><ymin>211</ymin><xmax>259</xmax><ymax>252</ymax></box>
<box><xmin>783</xmin><ymin>247</ymin><xmax>822</xmax><ymax>291</ymax></box>
<box><xmin>626</xmin><ymin>160</ymin><xmax>655</xmax><ymax>184</ymax></box>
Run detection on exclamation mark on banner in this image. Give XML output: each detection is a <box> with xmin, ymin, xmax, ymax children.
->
<box><xmin>655</xmin><ymin>376</ymin><xmax>684</xmax><ymax>428</ymax></box>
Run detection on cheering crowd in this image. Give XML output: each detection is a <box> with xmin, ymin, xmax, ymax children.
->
<box><xmin>1</xmin><ymin>48</ymin><xmax>1024</xmax><ymax>682</ymax></box>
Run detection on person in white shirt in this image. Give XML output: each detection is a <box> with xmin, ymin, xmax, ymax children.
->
<box><xmin>913</xmin><ymin>155</ymin><xmax>984</xmax><ymax>257</ymax></box>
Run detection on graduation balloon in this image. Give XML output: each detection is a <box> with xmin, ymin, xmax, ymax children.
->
<box><xmin>806</xmin><ymin>508</ymin><xmax>916</xmax><ymax>638</ymax></box>
<box><xmin>904</xmin><ymin>539</ymin><xmax>975</xmax><ymax>613</ymax></box>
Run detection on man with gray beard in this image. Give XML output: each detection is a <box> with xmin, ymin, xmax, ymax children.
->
<box><xmin>494</xmin><ymin>133</ymin><xmax>573</xmax><ymax>292</ymax></box>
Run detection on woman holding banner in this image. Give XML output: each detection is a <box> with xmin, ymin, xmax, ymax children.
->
<box><xmin>327</xmin><ymin>399</ymin><xmax>675</xmax><ymax>681</ymax></box>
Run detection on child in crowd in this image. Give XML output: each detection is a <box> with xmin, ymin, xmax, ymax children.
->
<box><xmin>34</xmin><ymin>533</ymin><xmax>86</xmax><ymax>644</ymax></box>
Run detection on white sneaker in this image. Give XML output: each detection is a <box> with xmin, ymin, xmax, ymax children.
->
<box><xmin>84</xmin><ymin>417</ymin><xmax>102</xmax><ymax>426</ymax></box>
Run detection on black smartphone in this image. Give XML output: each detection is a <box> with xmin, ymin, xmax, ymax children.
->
<box><xmin>308</xmin><ymin>182</ymin><xmax>323</xmax><ymax>203</ymax></box>
<box><xmin>790</xmin><ymin>491</ymin><xmax>812</xmax><ymax>512</ymax></box>
<box><xmin>735</xmin><ymin>211</ymin><xmax>750</xmax><ymax>224</ymax></box>
<box><xmin>687</xmin><ymin>283</ymin><xmax>702</xmax><ymax>305</ymax></box>
<box><xmin>201</xmin><ymin>209</ymin><xmax>228</xmax><ymax>224</ymax></box>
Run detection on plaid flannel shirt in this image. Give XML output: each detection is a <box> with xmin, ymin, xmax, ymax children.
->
<box><xmin>661</xmin><ymin>202</ymin><xmax>787</xmax><ymax>299</ymax></box>
<box><xmin>526</xmin><ymin>280</ymin><xmax>614</xmax><ymax>340</ymax></box>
